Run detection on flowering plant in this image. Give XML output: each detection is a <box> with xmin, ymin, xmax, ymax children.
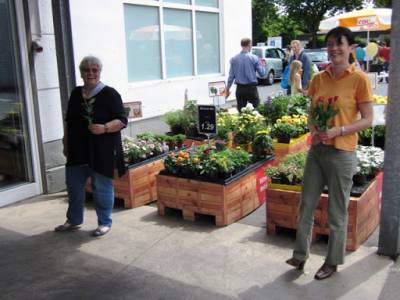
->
<box><xmin>355</xmin><ymin>145</ymin><xmax>384</xmax><ymax>176</ymax></box>
<box><xmin>216</xmin><ymin>111</ymin><xmax>238</xmax><ymax>140</ymax></box>
<box><xmin>271</xmin><ymin>114</ymin><xmax>308</xmax><ymax>140</ymax></box>
<box><xmin>82</xmin><ymin>97</ymin><xmax>96</xmax><ymax>125</ymax></box>
<box><xmin>265</xmin><ymin>152</ymin><xmax>307</xmax><ymax>185</ymax></box>
<box><xmin>257</xmin><ymin>94</ymin><xmax>309</xmax><ymax>125</ymax></box>
<box><xmin>252</xmin><ymin>130</ymin><xmax>274</xmax><ymax>161</ymax></box>
<box><xmin>234</xmin><ymin>103</ymin><xmax>266</xmax><ymax>146</ymax></box>
<box><xmin>164</xmin><ymin>145</ymin><xmax>251</xmax><ymax>179</ymax></box>
<box><xmin>122</xmin><ymin>136</ymin><xmax>169</xmax><ymax>165</ymax></box>
<box><xmin>311</xmin><ymin>96</ymin><xmax>338</xmax><ymax>131</ymax></box>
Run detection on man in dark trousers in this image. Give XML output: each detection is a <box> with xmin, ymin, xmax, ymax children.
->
<box><xmin>226</xmin><ymin>38</ymin><xmax>266</xmax><ymax>112</ymax></box>
<box><xmin>288</xmin><ymin>40</ymin><xmax>311</xmax><ymax>94</ymax></box>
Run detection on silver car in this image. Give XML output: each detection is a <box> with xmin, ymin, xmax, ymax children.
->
<box><xmin>251</xmin><ymin>46</ymin><xmax>285</xmax><ymax>85</ymax></box>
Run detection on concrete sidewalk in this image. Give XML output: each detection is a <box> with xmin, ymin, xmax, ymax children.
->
<box><xmin>0</xmin><ymin>193</ymin><xmax>398</xmax><ymax>300</ymax></box>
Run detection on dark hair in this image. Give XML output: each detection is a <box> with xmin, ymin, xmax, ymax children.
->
<box><xmin>325</xmin><ymin>26</ymin><xmax>355</xmax><ymax>63</ymax></box>
<box><xmin>241</xmin><ymin>38</ymin><xmax>252</xmax><ymax>47</ymax></box>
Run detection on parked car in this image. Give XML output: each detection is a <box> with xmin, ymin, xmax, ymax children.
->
<box><xmin>251</xmin><ymin>46</ymin><xmax>285</xmax><ymax>85</ymax></box>
<box><xmin>304</xmin><ymin>48</ymin><xmax>330</xmax><ymax>71</ymax></box>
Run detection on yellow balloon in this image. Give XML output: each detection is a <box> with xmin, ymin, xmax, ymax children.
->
<box><xmin>365</xmin><ymin>42</ymin><xmax>379</xmax><ymax>57</ymax></box>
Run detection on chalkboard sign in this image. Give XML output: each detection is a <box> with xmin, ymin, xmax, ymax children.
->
<box><xmin>198</xmin><ymin>105</ymin><xmax>217</xmax><ymax>134</ymax></box>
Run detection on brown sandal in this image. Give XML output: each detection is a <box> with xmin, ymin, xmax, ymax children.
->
<box><xmin>54</xmin><ymin>222</ymin><xmax>81</xmax><ymax>232</ymax></box>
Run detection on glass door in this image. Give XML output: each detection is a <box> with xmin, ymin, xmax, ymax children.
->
<box><xmin>0</xmin><ymin>0</ymin><xmax>41</xmax><ymax>203</ymax></box>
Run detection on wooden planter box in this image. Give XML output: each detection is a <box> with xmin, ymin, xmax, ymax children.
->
<box><xmin>156</xmin><ymin>158</ymin><xmax>272</xmax><ymax>226</ymax></box>
<box><xmin>183</xmin><ymin>137</ymin><xmax>211</xmax><ymax>148</ymax></box>
<box><xmin>266</xmin><ymin>172</ymin><xmax>383</xmax><ymax>251</ymax></box>
<box><xmin>86</xmin><ymin>156</ymin><xmax>165</xmax><ymax>208</ymax></box>
<box><xmin>272</xmin><ymin>133</ymin><xmax>310</xmax><ymax>165</ymax></box>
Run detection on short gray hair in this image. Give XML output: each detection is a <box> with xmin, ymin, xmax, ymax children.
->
<box><xmin>79</xmin><ymin>55</ymin><xmax>103</xmax><ymax>72</ymax></box>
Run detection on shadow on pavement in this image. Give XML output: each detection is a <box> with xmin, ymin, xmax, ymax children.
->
<box><xmin>0</xmin><ymin>227</ymin><xmax>235</xmax><ymax>300</ymax></box>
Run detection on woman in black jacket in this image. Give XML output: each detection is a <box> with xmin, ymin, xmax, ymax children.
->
<box><xmin>55</xmin><ymin>55</ymin><xmax>127</xmax><ymax>237</ymax></box>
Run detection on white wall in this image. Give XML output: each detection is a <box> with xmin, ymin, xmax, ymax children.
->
<box><xmin>31</xmin><ymin>0</ymin><xmax>64</xmax><ymax>142</ymax></box>
<box><xmin>69</xmin><ymin>0</ymin><xmax>251</xmax><ymax>119</ymax></box>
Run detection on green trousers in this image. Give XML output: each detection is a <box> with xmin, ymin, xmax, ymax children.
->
<box><xmin>293</xmin><ymin>144</ymin><xmax>357</xmax><ymax>265</ymax></box>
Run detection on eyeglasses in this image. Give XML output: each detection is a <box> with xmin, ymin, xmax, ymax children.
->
<box><xmin>82</xmin><ymin>68</ymin><xmax>99</xmax><ymax>74</ymax></box>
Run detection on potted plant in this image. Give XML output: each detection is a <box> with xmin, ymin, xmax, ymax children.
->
<box><xmin>216</xmin><ymin>112</ymin><xmax>238</xmax><ymax>141</ymax></box>
<box><xmin>271</xmin><ymin>123</ymin><xmax>299</xmax><ymax>143</ymax></box>
<box><xmin>257</xmin><ymin>94</ymin><xmax>309</xmax><ymax>125</ymax></box>
<box><xmin>252</xmin><ymin>130</ymin><xmax>274</xmax><ymax>161</ymax></box>
<box><xmin>163</xmin><ymin>110</ymin><xmax>186</xmax><ymax>135</ymax></box>
<box><xmin>354</xmin><ymin>145</ymin><xmax>384</xmax><ymax>185</ymax></box>
<box><xmin>157</xmin><ymin>145</ymin><xmax>274</xmax><ymax>226</ymax></box>
<box><xmin>270</xmin><ymin>115</ymin><xmax>308</xmax><ymax>144</ymax></box>
<box><xmin>265</xmin><ymin>151</ymin><xmax>306</xmax><ymax>188</ymax></box>
<box><xmin>233</xmin><ymin>104</ymin><xmax>266</xmax><ymax>149</ymax></box>
<box><xmin>257</xmin><ymin>94</ymin><xmax>290</xmax><ymax>124</ymax></box>
<box><xmin>174</xmin><ymin>134</ymin><xmax>186</xmax><ymax>149</ymax></box>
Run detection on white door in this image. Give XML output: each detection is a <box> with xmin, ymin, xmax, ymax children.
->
<box><xmin>0</xmin><ymin>0</ymin><xmax>42</xmax><ymax>206</ymax></box>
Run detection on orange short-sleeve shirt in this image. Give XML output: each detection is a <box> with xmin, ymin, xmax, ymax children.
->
<box><xmin>308</xmin><ymin>64</ymin><xmax>373</xmax><ymax>151</ymax></box>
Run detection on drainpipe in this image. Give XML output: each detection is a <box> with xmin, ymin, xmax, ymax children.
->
<box><xmin>52</xmin><ymin>0</ymin><xmax>76</xmax><ymax>119</ymax></box>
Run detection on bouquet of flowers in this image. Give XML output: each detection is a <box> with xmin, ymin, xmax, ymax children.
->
<box><xmin>311</xmin><ymin>96</ymin><xmax>338</xmax><ymax>131</ymax></box>
<box><xmin>82</xmin><ymin>97</ymin><xmax>96</xmax><ymax>125</ymax></box>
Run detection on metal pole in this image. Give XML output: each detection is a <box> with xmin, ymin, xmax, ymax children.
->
<box><xmin>366</xmin><ymin>30</ymin><xmax>370</xmax><ymax>72</ymax></box>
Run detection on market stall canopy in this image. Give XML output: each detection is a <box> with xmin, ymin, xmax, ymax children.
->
<box><xmin>319</xmin><ymin>8</ymin><xmax>391</xmax><ymax>32</ymax></box>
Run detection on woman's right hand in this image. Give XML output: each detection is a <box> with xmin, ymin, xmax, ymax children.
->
<box><xmin>311</xmin><ymin>131</ymin><xmax>322</xmax><ymax>145</ymax></box>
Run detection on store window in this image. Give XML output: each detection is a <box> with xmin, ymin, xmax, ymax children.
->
<box><xmin>164</xmin><ymin>9</ymin><xmax>193</xmax><ymax>78</ymax></box>
<box><xmin>124</xmin><ymin>2</ymin><xmax>220</xmax><ymax>82</ymax></box>
<box><xmin>164</xmin><ymin>0</ymin><xmax>191</xmax><ymax>4</ymax></box>
<box><xmin>124</xmin><ymin>5</ymin><xmax>162</xmax><ymax>82</ymax></box>
<box><xmin>196</xmin><ymin>12</ymin><xmax>220</xmax><ymax>74</ymax></box>
<box><xmin>196</xmin><ymin>0</ymin><xmax>218</xmax><ymax>8</ymax></box>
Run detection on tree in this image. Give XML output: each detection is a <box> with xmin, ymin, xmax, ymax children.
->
<box><xmin>252</xmin><ymin>0</ymin><xmax>303</xmax><ymax>45</ymax></box>
<box><xmin>279</xmin><ymin>0</ymin><xmax>364</xmax><ymax>47</ymax></box>
<box><xmin>252</xmin><ymin>0</ymin><xmax>280</xmax><ymax>43</ymax></box>
<box><xmin>373</xmin><ymin>0</ymin><xmax>392</xmax><ymax>8</ymax></box>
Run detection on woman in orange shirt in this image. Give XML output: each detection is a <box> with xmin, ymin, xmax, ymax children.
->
<box><xmin>285</xmin><ymin>27</ymin><xmax>373</xmax><ymax>280</ymax></box>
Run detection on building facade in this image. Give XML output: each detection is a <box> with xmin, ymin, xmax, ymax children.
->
<box><xmin>0</xmin><ymin>0</ymin><xmax>251</xmax><ymax>207</ymax></box>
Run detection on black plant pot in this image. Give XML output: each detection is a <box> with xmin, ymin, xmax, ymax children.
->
<box><xmin>352</xmin><ymin>174</ymin><xmax>367</xmax><ymax>186</ymax></box>
<box><xmin>277</xmin><ymin>135</ymin><xmax>291</xmax><ymax>144</ymax></box>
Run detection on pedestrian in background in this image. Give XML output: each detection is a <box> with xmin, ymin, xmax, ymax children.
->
<box><xmin>378</xmin><ymin>41</ymin><xmax>390</xmax><ymax>73</ymax></box>
<box><xmin>355</xmin><ymin>43</ymin><xmax>366</xmax><ymax>71</ymax></box>
<box><xmin>287</xmin><ymin>40</ymin><xmax>312</xmax><ymax>94</ymax></box>
<box><xmin>55</xmin><ymin>55</ymin><xmax>127</xmax><ymax>237</ymax></box>
<box><xmin>283</xmin><ymin>44</ymin><xmax>291</xmax><ymax>68</ymax></box>
<box><xmin>226</xmin><ymin>38</ymin><xmax>266</xmax><ymax>112</ymax></box>
<box><xmin>289</xmin><ymin>60</ymin><xmax>304</xmax><ymax>95</ymax></box>
<box><xmin>285</xmin><ymin>27</ymin><xmax>373</xmax><ymax>280</ymax></box>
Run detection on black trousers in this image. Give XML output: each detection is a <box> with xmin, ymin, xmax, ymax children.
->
<box><xmin>235</xmin><ymin>84</ymin><xmax>259</xmax><ymax>112</ymax></box>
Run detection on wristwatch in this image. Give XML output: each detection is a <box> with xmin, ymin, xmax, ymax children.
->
<box><xmin>104</xmin><ymin>124</ymin><xmax>109</xmax><ymax>133</ymax></box>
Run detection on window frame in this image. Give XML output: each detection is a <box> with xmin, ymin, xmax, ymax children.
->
<box><xmin>123</xmin><ymin>0</ymin><xmax>222</xmax><ymax>84</ymax></box>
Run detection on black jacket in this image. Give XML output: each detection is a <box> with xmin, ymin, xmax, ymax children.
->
<box><xmin>65</xmin><ymin>86</ymin><xmax>127</xmax><ymax>178</ymax></box>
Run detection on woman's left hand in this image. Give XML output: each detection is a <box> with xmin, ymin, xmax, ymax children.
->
<box><xmin>89</xmin><ymin>123</ymin><xmax>106</xmax><ymax>135</ymax></box>
<box><xmin>319</xmin><ymin>127</ymin><xmax>341</xmax><ymax>141</ymax></box>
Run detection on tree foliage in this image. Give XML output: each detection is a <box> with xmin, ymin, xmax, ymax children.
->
<box><xmin>373</xmin><ymin>0</ymin><xmax>392</xmax><ymax>8</ymax></box>
<box><xmin>252</xmin><ymin>0</ymin><xmax>279</xmax><ymax>43</ymax></box>
<box><xmin>252</xmin><ymin>0</ymin><xmax>303</xmax><ymax>45</ymax></box>
<box><xmin>278</xmin><ymin>0</ymin><xmax>364</xmax><ymax>47</ymax></box>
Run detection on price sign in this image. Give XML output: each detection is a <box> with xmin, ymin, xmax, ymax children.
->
<box><xmin>198</xmin><ymin>105</ymin><xmax>217</xmax><ymax>135</ymax></box>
